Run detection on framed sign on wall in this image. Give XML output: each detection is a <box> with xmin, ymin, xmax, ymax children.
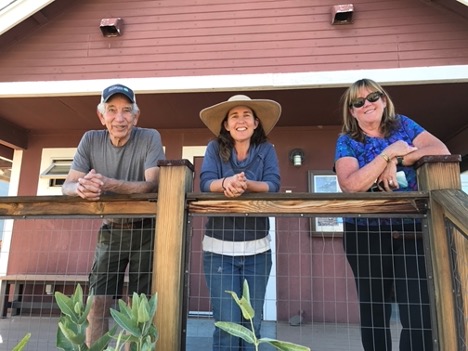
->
<box><xmin>308</xmin><ymin>170</ymin><xmax>343</xmax><ymax>236</ymax></box>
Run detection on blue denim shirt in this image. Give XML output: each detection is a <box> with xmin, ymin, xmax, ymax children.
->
<box><xmin>200</xmin><ymin>140</ymin><xmax>280</xmax><ymax>242</ymax></box>
<box><xmin>200</xmin><ymin>140</ymin><xmax>280</xmax><ymax>193</ymax></box>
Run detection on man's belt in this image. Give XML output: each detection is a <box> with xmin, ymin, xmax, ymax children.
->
<box><xmin>103</xmin><ymin>218</ymin><xmax>154</xmax><ymax>229</ymax></box>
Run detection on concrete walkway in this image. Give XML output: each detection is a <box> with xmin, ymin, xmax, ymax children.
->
<box><xmin>0</xmin><ymin>315</ymin><xmax>404</xmax><ymax>351</ymax></box>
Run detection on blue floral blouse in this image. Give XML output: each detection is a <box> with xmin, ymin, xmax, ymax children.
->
<box><xmin>334</xmin><ymin>114</ymin><xmax>425</xmax><ymax>226</ymax></box>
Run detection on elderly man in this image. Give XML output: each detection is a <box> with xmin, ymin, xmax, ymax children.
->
<box><xmin>62</xmin><ymin>83</ymin><xmax>165</xmax><ymax>346</ymax></box>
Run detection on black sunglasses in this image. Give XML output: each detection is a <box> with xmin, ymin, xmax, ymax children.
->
<box><xmin>350</xmin><ymin>91</ymin><xmax>383</xmax><ymax>109</ymax></box>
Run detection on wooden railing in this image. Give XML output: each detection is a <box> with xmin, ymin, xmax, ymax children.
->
<box><xmin>0</xmin><ymin>155</ymin><xmax>465</xmax><ymax>351</ymax></box>
<box><xmin>416</xmin><ymin>155</ymin><xmax>466</xmax><ymax>351</ymax></box>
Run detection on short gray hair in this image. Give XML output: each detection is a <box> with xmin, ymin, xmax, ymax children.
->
<box><xmin>97</xmin><ymin>102</ymin><xmax>140</xmax><ymax>115</ymax></box>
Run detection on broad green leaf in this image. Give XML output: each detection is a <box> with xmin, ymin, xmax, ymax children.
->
<box><xmin>214</xmin><ymin>321</ymin><xmax>256</xmax><ymax>344</ymax></box>
<box><xmin>77</xmin><ymin>295</ymin><xmax>94</xmax><ymax>325</ymax></box>
<box><xmin>238</xmin><ymin>295</ymin><xmax>255</xmax><ymax>320</ymax></box>
<box><xmin>131</xmin><ymin>292</ymin><xmax>141</xmax><ymax>320</ymax></box>
<box><xmin>113</xmin><ymin>333</ymin><xmax>138</xmax><ymax>344</ymax></box>
<box><xmin>259</xmin><ymin>338</ymin><xmax>311</xmax><ymax>351</ymax></box>
<box><xmin>74</xmin><ymin>301</ymin><xmax>82</xmax><ymax>314</ymax></box>
<box><xmin>89</xmin><ymin>325</ymin><xmax>117</xmax><ymax>351</ymax></box>
<box><xmin>137</xmin><ymin>300</ymin><xmax>150</xmax><ymax>323</ymax></box>
<box><xmin>225</xmin><ymin>290</ymin><xmax>255</xmax><ymax>320</ymax></box>
<box><xmin>110</xmin><ymin>309</ymin><xmax>142</xmax><ymax>337</ymax></box>
<box><xmin>56</xmin><ymin>326</ymin><xmax>77</xmax><ymax>351</ymax></box>
<box><xmin>12</xmin><ymin>333</ymin><xmax>31</xmax><ymax>351</ymax></box>
<box><xmin>117</xmin><ymin>299</ymin><xmax>133</xmax><ymax>318</ymax></box>
<box><xmin>59</xmin><ymin>315</ymin><xmax>81</xmax><ymax>334</ymax></box>
<box><xmin>58</xmin><ymin>321</ymin><xmax>85</xmax><ymax>345</ymax></box>
<box><xmin>72</xmin><ymin>284</ymin><xmax>84</xmax><ymax>310</ymax></box>
<box><xmin>141</xmin><ymin>341</ymin><xmax>157</xmax><ymax>351</ymax></box>
<box><xmin>55</xmin><ymin>292</ymin><xmax>78</xmax><ymax>321</ymax></box>
<box><xmin>242</xmin><ymin>279</ymin><xmax>251</xmax><ymax>303</ymax></box>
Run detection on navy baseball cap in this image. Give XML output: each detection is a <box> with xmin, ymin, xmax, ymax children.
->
<box><xmin>101</xmin><ymin>84</ymin><xmax>136</xmax><ymax>103</ymax></box>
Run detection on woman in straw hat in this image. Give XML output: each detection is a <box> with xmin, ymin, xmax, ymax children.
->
<box><xmin>199</xmin><ymin>95</ymin><xmax>281</xmax><ymax>351</ymax></box>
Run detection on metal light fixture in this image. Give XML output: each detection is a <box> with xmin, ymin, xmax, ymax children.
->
<box><xmin>100</xmin><ymin>18</ymin><xmax>123</xmax><ymax>37</ymax></box>
<box><xmin>289</xmin><ymin>149</ymin><xmax>305</xmax><ymax>167</ymax></box>
<box><xmin>331</xmin><ymin>4</ymin><xmax>354</xmax><ymax>24</ymax></box>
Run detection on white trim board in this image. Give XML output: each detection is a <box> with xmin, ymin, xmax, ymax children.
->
<box><xmin>0</xmin><ymin>0</ymin><xmax>55</xmax><ymax>35</ymax></box>
<box><xmin>0</xmin><ymin>65</ymin><xmax>467</xmax><ymax>98</ymax></box>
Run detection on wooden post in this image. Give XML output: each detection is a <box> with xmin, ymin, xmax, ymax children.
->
<box><xmin>152</xmin><ymin>160</ymin><xmax>194</xmax><ymax>351</ymax></box>
<box><xmin>416</xmin><ymin>155</ymin><xmax>462</xmax><ymax>351</ymax></box>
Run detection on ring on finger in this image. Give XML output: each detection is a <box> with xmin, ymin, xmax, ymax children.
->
<box><xmin>389</xmin><ymin>179</ymin><xmax>393</xmax><ymax>185</ymax></box>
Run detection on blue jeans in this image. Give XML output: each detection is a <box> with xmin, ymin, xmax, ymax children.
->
<box><xmin>203</xmin><ymin>250</ymin><xmax>272</xmax><ymax>351</ymax></box>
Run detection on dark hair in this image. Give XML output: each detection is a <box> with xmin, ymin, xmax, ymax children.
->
<box><xmin>340</xmin><ymin>78</ymin><xmax>399</xmax><ymax>142</ymax></box>
<box><xmin>217</xmin><ymin>110</ymin><xmax>268</xmax><ymax>162</ymax></box>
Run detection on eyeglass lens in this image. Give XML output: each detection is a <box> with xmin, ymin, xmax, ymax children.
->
<box><xmin>350</xmin><ymin>92</ymin><xmax>383</xmax><ymax>108</ymax></box>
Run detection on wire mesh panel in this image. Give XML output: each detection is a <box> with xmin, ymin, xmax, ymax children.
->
<box><xmin>0</xmin><ymin>188</ymin><xmax>465</xmax><ymax>351</ymax></box>
<box><xmin>448</xmin><ymin>221</ymin><xmax>468</xmax><ymax>351</ymax></box>
<box><xmin>0</xmin><ymin>218</ymin><xmax>98</xmax><ymax>350</ymax></box>
<box><xmin>185</xmin><ymin>212</ymin><xmax>435</xmax><ymax>351</ymax></box>
<box><xmin>0</xmin><ymin>216</ymin><xmax>156</xmax><ymax>351</ymax></box>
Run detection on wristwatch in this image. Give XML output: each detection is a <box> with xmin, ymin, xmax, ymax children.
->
<box><xmin>396</xmin><ymin>156</ymin><xmax>404</xmax><ymax>167</ymax></box>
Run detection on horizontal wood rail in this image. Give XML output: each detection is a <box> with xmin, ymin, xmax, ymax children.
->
<box><xmin>0</xmin><ymin>193</ymin><xmax>158</xmax><ymax>218</ymax></box>
<box><xmin>431</xmin><ymin>189</ymin><xmax>468</xmax><ymax>234</ymax></box>
<box><xmin>0</xmin><ymin>192</ymin><xmax>429</xmax><ymax>218</ymax></box>
<box><xmin>187</xmin><ymin>191</ymin><xmax>429</xmax><ymax>216</ymax></box>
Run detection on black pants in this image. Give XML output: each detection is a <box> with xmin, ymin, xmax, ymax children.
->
<box><xmin>344</xmin><ymin>220</ymin><xmax>433</xmax><ymax>351</ymax></box>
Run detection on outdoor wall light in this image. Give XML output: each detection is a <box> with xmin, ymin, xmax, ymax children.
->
<box><xmin>45</xmin><ymin>284</ymin><xmax>54</xmax><ymax>295</ymax></box>
<box><xmin>100</xmin><ymin>18</ymin><xmax>123</xmax><ymax>37</ymax></box>
<box><xmin>331</xmin><ymin>4</ymin><xmax>354</xmax><ymax>24</ymax></box>
<box><xmin>289</xmin><ymin>149</ymin><xmax>305</xmax><ymax>167</ymax></box>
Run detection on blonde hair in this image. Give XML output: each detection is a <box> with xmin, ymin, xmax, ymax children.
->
<box><xmin>340</xmin><ymin>78</ymin><xmax>398</xmax><ymax>142</ymax></box>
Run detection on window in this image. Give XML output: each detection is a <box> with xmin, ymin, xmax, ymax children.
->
<box><xmin>40</xmin><ymin>159</ymin><xmax>72</xmax><ymax>179</ymax></box>
<box><xmin>37</xmin><ymin>148</ymin><xmax>76</xmax><ymax>195</ymax></box>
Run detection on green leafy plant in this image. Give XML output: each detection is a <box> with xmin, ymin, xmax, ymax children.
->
<box><xmin>54</xmin><ymin>284</ymin><xmax>158</xmax><ymax>351</ymax></box>
<box><xmin>55</xmin><ymin>284</ymin><xmax>115</xmax><ymax>351</ymax></box>
<box><xmin>108</xmin><ymin>292</ymin><xmax>158</xmax><ymax>351</ymax></box>
<box><xmin>215</xmin><ymin>280</ymin><xmax>311</xmax><ymax>351</ymax></box>
<box><xmin>11</xmin><ymin>333</ymin><xmax>31</xmax><ymax>351</ymax></box>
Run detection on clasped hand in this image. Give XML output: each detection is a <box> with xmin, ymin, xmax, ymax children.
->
<box><xmin>377</xmin><ymin>140</ymin><xmax>417</xmax><ymax>192</ymax></box>
<box><xmin>223</xmin><ymin>172</ymin><xmax>247</xmax><ymax>198</ymax></box>
<box><xmin>76</xmin><ymin>169</ymin><xmax>106</xmax><ymax>201</ymax></box>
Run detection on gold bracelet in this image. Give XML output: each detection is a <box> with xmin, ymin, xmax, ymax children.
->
<box><xmin>379</xmin><ymin>153</ymin><xmax>390</xmax><ymax>163</ymax></box>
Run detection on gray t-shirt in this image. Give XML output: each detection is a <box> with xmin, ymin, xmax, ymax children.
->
<box><xmin>71</xmin><ymin>127</ymin><xmax>165</xmax><ymax>224</ymax></box>
<box><xmin>71</xmin><ymin>127</ymin><xmax>165</xmax><ymax>192</ymax></box>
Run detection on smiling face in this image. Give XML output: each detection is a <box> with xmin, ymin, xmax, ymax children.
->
<box><xmin>224</xmin><ymin>105</ymin><xmax>259</xmax><ymax>142</ymax></box>
<box><xmin>349</xmin><ymin>87</ymin><xmax>387</xmax><ymax>130</ymax></box>
<box><xmin>97</xmin><ymin>94</ymin><xmax>139</xmax><ymax>146</ymax></box>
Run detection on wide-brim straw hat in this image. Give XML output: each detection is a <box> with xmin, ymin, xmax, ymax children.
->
<box><xmin>200</xmin><ymin>95</ymin><xmax>282</xmax><ymax>136</ymax></box>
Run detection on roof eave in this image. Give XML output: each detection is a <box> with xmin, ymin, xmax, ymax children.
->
<box><xmin>0</xmin><ymin>0</ymin><xmax>55</xmax><ymax>36</ymax></box>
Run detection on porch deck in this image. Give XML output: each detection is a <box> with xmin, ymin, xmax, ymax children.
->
<box><xmin>0</xmin><ymin>316</ymin><xmax>401</xmax><ymax>351</ymax></box>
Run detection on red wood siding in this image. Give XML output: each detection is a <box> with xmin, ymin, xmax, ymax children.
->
<box><xmin>0</xmin><ymin>0</ymin><xmax>468</xmax><ymax>82</ymax></box>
